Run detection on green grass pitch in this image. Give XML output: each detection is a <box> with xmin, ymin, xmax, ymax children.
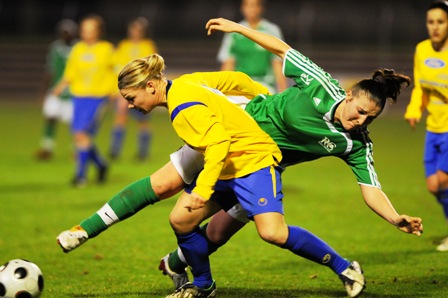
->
<box><xmin>0</xmin><ymin>99</ymin><xmax>447</xmax><ymax>297</ymax></box>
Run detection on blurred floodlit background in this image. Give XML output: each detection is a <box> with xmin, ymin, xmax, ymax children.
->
<box><xmin>0</xmin><ymin>0</ymin><xmax>430</xmax><ymax>101</ymax></box>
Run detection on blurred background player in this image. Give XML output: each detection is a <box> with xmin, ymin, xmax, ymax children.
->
<box><xmin>53</xmin><ymin>14</ymin><xmax>116</xmax><ymax>187</ymax></box>
<box><xmin>217</xmin><ymin>0</ymin><xmax>287</xmax><ymax>93</ymax></box>
<box><xmin>109</xmin><ymin>17</ymin><xmax>158</xmax><ymax>161</ymax></box>
<box><xmin>404</xmin><ymin>0</ymin><xmax>448</xmax><ymax>252</ymax></box>
<box><xmin>35</xmin><ymin>19</ymin><xmax>78</xmax><ymax>160</ymax></box>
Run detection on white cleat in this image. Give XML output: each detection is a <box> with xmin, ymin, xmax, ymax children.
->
<box><xmin>159</xmin><ymin>254</ymin><xmax>190</xmax><ymax>290</ymax></box>
<box><xmin>57</xmin><ymin>225</ymin><xmax>88</xmax><ymax>253</ymax></box>
<box><xmin>436</xmin><ymin>236</ymin><xmax>448</xmax><ymax>252</ymax></box>
<box><xmin>339</xmin><ymin>261</ymin><xmax>366</xmax><ymax>297</ymax></box>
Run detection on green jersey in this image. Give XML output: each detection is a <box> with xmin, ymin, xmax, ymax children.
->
<box><xmin>46</xmin><ymin>39</ymin><xmax>76</xmax><ymax>99</ymax></box>
<box><xmin>246</xmin><ymin>49</ymin><xmax>380</xmax><ymax>187</ymax></box>
<box><xmin>217</xmin><ymin>19</ymin><xmax>283</xmax><ymax>92</ymax></box>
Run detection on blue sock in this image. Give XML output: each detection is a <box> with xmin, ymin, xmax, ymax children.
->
<box><xmin>282</xmin><ymin>226</ymin><xmax>350</xmax><ymax>275</ymax></box>
<box><xmin>437</xmin><ymin>188</ymin><xmax>448</xmax><ymax>219</ymax></box>
<box><xmin>75</xmin><ymin>149</ymin><xmax>90</xmax><ymax>179</ymax></box>
<box><xmin>89</xmin><ymin>145</ymin><xmax>106</xmax><ymax>169</ymax></box>
<box><xmin>177</xmin><ymin>228</ymin><xmax>213</xmax><ymax>289</ymax></box>
<box><xmin>110</xmin><ymin>126</ymin><xmax>125</xmax><ymax>157</ymax></box>
<box><xmin>138</xmin><ymin>130</ymin><xmax>151</xmax><ymax>159</ymax></box>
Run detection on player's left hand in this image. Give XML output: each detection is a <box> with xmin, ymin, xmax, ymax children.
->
<box><xmin>183</xmin><ymin>192</ymin><xmax>207</xmax><ymax>212</ymax></box>
<box><xmin>394</xmin><ymin>214</ymin><xmax>423</xmax><ymax>236</ymax></box>
<box><xmin>205</xmin><ymin>18</ymin><xmax>240</xmax><ymax>36</ymax></box>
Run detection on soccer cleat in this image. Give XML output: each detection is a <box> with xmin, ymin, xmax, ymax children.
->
<box><xmin>165</xmin><ymin>281</ymin><xmax>217</xmax><ymax>298</ymax></box>
<box><xmin>35</xmin><ymin>149</ymin><xmax>53</xmax><ymax>161</ymax></box>
<box><xmin>339</xmin><ymin>261</ymin><xmax>366</xmax><ymax>298</ymax></box>
<box><xmin>71</xmin><ymin>177</ymin><xmax>87</xmax><ymax>188</ymax></box>
<box><xmin>159</xmin><ymin>254</ymin><xmax>189</xmax><ymax>290</ymax></box>
<box><xmin>57</xmin><ymin>225</ymin><xmax>88</xmax><ymax>253</ymax></box>
<box><xmin>436</xmin><ymin>236</ymin><xmax>448</xmax><ymax>252</ymax></box>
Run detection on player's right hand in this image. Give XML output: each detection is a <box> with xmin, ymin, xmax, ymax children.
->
<box><xmin>406</xmin><ymin>118</ymin><xmax>419</xmax><ymax>130</ymax></box>
<box><xmin>395</xmin><ymin>214</ymin><xmax>423</xmax><ymax>236</ymax></box>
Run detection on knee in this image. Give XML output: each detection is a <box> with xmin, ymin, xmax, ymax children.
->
<box><xmin>206</xmin><ymin>226</ymin><xmax>228</xmax><ymax>246</ymax></box>
<box><xmin>169</xmin><ymin>212</ymin><xmax>184</xmax><ymax>234</ymax></box>
<box><xmin>74</xmin><ymin>132</ymin><xmax>90</xmax><ymax>148</ymax></box>
<box><xmin>426</xmin><ymin>180</ymin><xmax>439</xmax><ymax>196</ymax></box>
<box><xmin>257</xmin><ymin>226</ymin><xmax>288</xmax><ymax>246</ymax></box>
<box><xmin>437</xmin><ymin>171</ymin><xmax>448</xmax><ymax>189</ymax></box>
<box><xmin>169</xmin><ymin>211</ymin><xmax>194</xmax><ymax>234</ymax></box>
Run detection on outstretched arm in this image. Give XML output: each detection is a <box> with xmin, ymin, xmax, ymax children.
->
<box><xmin>206</xmin><ymin>18</ymin><xmax>291</xmax><ymax>60</ymax></box>
<box><xmin>360</xmin><ymin>184</ymin><xmax>423</xmax><ymax>236</ymax></box>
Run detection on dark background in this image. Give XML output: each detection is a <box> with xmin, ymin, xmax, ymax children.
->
<box><xmin>0</xmin><ymin>0</ymin><xmax>434</xmax><ymax>97</ymax></box>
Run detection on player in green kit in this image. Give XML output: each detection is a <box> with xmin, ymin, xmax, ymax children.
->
<box><xmin>159</xmin><ymin>18</ymin><xmax>423</xmax><ymax>297</ymax></box>
<box><xmin>57</xmin><ymin>18</ymin><xmax>423</xmax><ymax>298</ymax></box>
<box><xmin>35</xmin><ymin>19</ymin><xmax>78</xmax><ymax>160</ymax></box>
<box><xmin>218</xmin><ymin>0</ymin><xmax>287</xmax><ymax>93</ymax></box>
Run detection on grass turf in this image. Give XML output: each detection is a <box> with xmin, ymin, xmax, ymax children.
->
<box><xmin>0</xmin><ymin>99</ymin><xmax>447</xmax><ymax>297</ymax></box>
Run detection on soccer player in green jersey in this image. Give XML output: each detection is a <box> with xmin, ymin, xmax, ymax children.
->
<box><xmin>218</xmin><ymin>0</ymin><xmax>287</xmax><ymax>93</ymax></box>
<box><xmin>35</xmin><ymin>19</ymin><xmax>78</xmax><ymax>160</ymax></box>
<box><xmin>57</xmin><ymin>18</ymin><xmax>423</xmax><ymax>298</ymax></box>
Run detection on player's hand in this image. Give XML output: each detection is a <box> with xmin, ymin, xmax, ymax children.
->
<box><xmin>206</xmin><ymin>18</ymin><xmax>240</xmax><ymax>36</ymax></box>
<box><xmin>183</xmin><ymin>192</ymin><xmax>207</xmax><ymax>212</ymax></box>
<box><xmin>394</xmin><ymin>214</ymin><xmax>423</xmax><ymax>236</ymax></box>
<box><xmin>406</xmin><ymin>118</ymin><xmax>419</xmax><ymax>130</ymax></box>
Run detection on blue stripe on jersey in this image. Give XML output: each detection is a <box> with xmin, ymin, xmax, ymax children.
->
<box><xmin>286</xmin><ymin>50</ymin><xmax>345</xmax><ymax>102</ymax></box>
<box><xmin>170</xmin><ymin>102</ymin><xmax>207</xmax><ymax>122</ymax></box>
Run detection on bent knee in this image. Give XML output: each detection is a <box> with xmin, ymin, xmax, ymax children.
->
<box><xmin>257</xmin><ymin>228</ymin><xmax>288</xmax><ymax>246</ymax></box>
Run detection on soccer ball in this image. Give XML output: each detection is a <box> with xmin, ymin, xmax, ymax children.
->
<box><xmin>0</xmin><ymin>259</ymin><xmax>44</xmax><ymax>298</ymax></box>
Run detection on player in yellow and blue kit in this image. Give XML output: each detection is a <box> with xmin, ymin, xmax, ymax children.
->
<box><xmin>109</xmin><ymin>17</ymin><xmax>158</xmax><ymax>161</ymax></box>
<box><xmin>405</xmin><ymin>1</ymin><xmax>448</xmax><ymax>252</ymax></box>
<box><xmin>53</xmin><ymin>15</ymin><xmax>115</xmax><ymax>187</ymax></box>
<box><xmin>117</xmin><ymin>54</ymin><xmax>369</xmax><ymax>298</ymax></box>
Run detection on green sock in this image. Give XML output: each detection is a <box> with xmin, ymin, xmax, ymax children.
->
<box><xmin>43</xmin><ymin>119</ymin><xmax>56</xmax><ymax>139</ymax></box>
<box><xmin>80</xmin><ymin>176</ymin><xmax>159</xmax><ymax>237</ymax></box>
<box><xmin>168</xmin><ymin>248</ymin><xmax>188</xmax><ymax>274</ymax></box>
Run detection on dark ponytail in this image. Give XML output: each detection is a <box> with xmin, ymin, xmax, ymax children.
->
<box><xmin>351</xmin><ymin>68</ymin><xmax>411</xmax><ymax>109</ymax></box>
<box><xmin>428</xmin><ymin>1</ymin><xmax>448</xmax><ymax>14</ymax></box>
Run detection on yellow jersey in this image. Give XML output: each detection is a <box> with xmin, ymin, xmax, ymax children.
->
<box><xmin>64</xmin><ymin>40</ymin><xmax>116</xmax><ymax>97</ymax></box>
<box><xmin>405</xmin><ymin>39</ymin><xmax>448</xmax><ymax>132</ymax></box>
<box><xmin>168</xmin><ymin>71</ymin><xmax>282</xmax><ymax>200</ymax></box>
<box><xmin>114</xmin><ymin>39</ymin><xmax>157</xmax><ymax>74</ymax></box>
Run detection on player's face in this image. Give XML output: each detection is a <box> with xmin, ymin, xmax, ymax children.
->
<box><xmin>339</xmin><ymin>90</ymin><xmax>382</xmax><ymax>131</ymax></box>
<box><xmin>427</xmin><ymin>8</ymin><xmax>448</xmax><ymax>45</ymax></box>
<box><xmin>80</xmin><ymin>19</ymin><xmax>101</xmax><ymax>44</ymax></box>
<box><xmin>128</xmin><ymin>23</ymin><xmax>145</xmax><ymax>41</ymax></box>
<box><xmin>241</xmin><ymin>0</ymin><xmax>263</xmax><ymax>23</ymax></box>
<box><xmin>120</xmin><ymin>85</ymin><xmax>157</xmax><ymax>114</ymax></box>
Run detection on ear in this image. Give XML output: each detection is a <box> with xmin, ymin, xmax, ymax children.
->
<box><xmin>146</xmin><ymin>80</ymin><xmax>156</xmax><ymax>94</ymax></box>
<box><xmin>345</xmin><ymin>90</ymin><xmax>353</xmax><ymax>102</ymax></box>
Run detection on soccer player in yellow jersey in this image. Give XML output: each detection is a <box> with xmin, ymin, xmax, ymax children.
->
<box><xmin>110</xmin><ymin>17</ymin><xmax>158</xmax><ymax>161</ymax></box>
<box><xmin>117</xmin><ymin>54</ymin><xmax>369</xmax><ymax>298</ymax></box>
<box><xmin>53</xmin><ymin>15</ymin><xmax>115</xmax><ymax>187</ymax></box>
<box><xmin>405</xmin><ymin>1</ymin><xmax>448</xmax><ymax>251</ymax></box>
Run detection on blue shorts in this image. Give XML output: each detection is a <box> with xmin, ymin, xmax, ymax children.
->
<box><xmin>424</xmin><ymin>131</ymin><xmax>448</xmax><ymax>177</ymax></box>
<box><xmin>186</xmin><ymin>166</ymin><xmax>284</xmax><ymax>219</ymax></box>
<box><xmin>72</xmin><ymin>97</ymin><xmax>106</xmax><ymax>135</ymax></box>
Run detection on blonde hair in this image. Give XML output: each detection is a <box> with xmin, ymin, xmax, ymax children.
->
<box><xmin>118</xmin><ymin>54</ymin><xmax>165</xmax><ymax>90</ymax></box>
